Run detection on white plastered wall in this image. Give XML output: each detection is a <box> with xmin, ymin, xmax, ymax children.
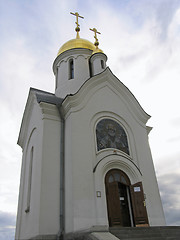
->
<box><xmin>63</xmin><ymin>68</ymin><xmax>165</xmax><ymax>234</ymax></box>
<box><xmin>16</xmin><ymin>93</ymin><xmax>61</xmax><ymax>239</ymax></box>
<box><xmin>38</xmin><ymin>102</ymin><xmax>61</xmax><ymax>235</ymax></box>
<box><xmin>64</xmin><ymin>113</ymin><xmax>97</xmax><ymax>233</ymax></box>
<box><xmin>16</xmin><ymin>97</ymin><xmax>43</xmax><ymax>239</ymax></box>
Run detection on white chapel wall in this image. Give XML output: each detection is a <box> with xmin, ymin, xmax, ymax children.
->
<box><xmin>16</xmin><ymin>99</ymin><xmax>43</xmax><ymax>239</ymax></box>
<box><xmin>62</xmin><ymin>69</ymin><xmax>165</xmax><ymax>233</ymax></box>
<box><xmin>16</xmin><ymin>97</ymin><xmax>62</xmax><ymax>239</ymax></box>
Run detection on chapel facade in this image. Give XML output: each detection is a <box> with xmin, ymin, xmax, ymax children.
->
<box><xmin>15</xmin><ymin>12</ymin><xmax>165</xmax><ymax>240</ymax></box>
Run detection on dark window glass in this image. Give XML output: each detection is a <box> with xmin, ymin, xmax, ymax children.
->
<box><xmin>101</xmin><ymin>60</ymin><xmax>105</xmax><ymax>69</ymax></box>
<box><xmin>69</xmin><ymin>59</ymin><xmax>74</xmax><ymax>79</ymax></box>
<box><xmin>108</xmin><ymin>175</ymin><xmax>114</xmax><ymax>183</ymax></box>
<box><xmin>114</xmin><ymin>173</ymin><xmax>121</xmax><ymax>182</ymax></box>
<box><xmin>121</xmin><ymin>176</ymin><xmax>127</xmax><ymax>184</ymax></box>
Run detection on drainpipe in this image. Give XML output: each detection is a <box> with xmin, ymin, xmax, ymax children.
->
<box><xmin>57</xmin><ymin>104</ymin><xmax>65</xmax><ymax>240</ymax></box>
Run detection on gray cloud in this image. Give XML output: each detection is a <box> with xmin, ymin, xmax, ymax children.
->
<box><xmin>118</xmin><ymin>49</ymin><xmax>146</xmax><ymax>68</ymax></box>
<box><xmin>0</xmin><ymin>211</ymin><xmax>16</xmax><ymax>240</ymax></box>
<box><xmin>158</xmin><ymin>173</ymin><xmax>180</xmax><ymax>225</ymax></box>
<box><xmin>155</xmin><ymin>0</ymin><xmax>180</xmax><ymax>40</ymax></box>
<box><xmin>0</xmin><ymin>228</ymin><xmax>15</xmax><ymax>240</ymax></box>
<box><xmin>0</xmin><ymin>211</ymin><xmax>16</xmax><ymax>227</ymax></box>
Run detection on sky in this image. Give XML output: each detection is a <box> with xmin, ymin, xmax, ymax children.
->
<box><xmin>0</xmin><ymin>0</ymin><xmax>180</xmax><ymax>239</ymax></box>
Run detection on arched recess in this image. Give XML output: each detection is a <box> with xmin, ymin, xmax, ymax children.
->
<box><xmin>90</xmin><ymin>112</ymin><xmax>138</xmax><ymax>165</ymax></box>
<box><xmin>94</xmin><ymin>156</ymin><xmax>149</xmax><ymax>227</ymax></box>
<box><xmin>23</xmin><ymin>128</ymin><xmax>37</xmax><ymax>213</ymax></box>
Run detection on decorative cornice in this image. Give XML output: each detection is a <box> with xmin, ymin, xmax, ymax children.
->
<box><xmin>17</xmin><ymin>88</ymin><xmax>61</xmax><ymax>149</ymax></box>
<box><xmin>53</xmin><ymin>48</ymin><xmax>92</xmax><ymax>75</ymax></box>
<box><xmin>39</xmin><ymin>102</ymin><xmax>60</xmax><ymax>121</ymax></box>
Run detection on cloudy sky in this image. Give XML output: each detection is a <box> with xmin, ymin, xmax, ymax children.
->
<box><xmin>0</xmin><ymin>0</ymin><xmax>180</xmax><ymax>239</ymax></box>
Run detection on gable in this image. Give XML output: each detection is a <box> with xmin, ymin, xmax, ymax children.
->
<box><xmin>17</xmin><ymin>88</ymin><xmax>63</xmax><ymax>149</ymax></box>
<box><xmin>62</xmin><ymin>67</ymin><xmax>151</xmax><ymax>126</ymax></box>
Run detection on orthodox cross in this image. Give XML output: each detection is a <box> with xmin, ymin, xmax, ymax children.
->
<box><xmin>70</xmin><ymin>12</ymin><xmax>84</xmax><ymax>38</ymax></box>
<box><xmin>90</xmin><ymin>28</ymin><xmax>101</xmax><ymax>47</ymax></box>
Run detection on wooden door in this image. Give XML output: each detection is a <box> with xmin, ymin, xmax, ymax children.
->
<box><xmin>105</xmin><ymin>169</ymin><xmax>132</xmax><ymax>227</ymax></box>
<box><xmin>130</xmin><ymin>182</ymin><xmax>149</xmax><ymax>227</ymax></box>
<box><xmin>106</xmin><ymin>181</ymin><xmax>122</xmax><ymax>226</ymax></box>
<box><xmin>118</xmin><ymin>183</ymin><xmax>131</xmax><ymax>226</ymax></box>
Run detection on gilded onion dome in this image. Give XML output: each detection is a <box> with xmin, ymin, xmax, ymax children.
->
<box><xmin>57</xmin><ymin>38</ymin><xmax>97</xmax><ymax>56</ymax></box>
<box><xmin>57</xmin><ymin>12</ymin><xmax>103</xmax><ymax>56</ymax></box>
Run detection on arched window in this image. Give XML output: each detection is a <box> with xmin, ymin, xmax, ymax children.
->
<box><xmin>25</xmin><ymin>146</ymin><xmax>34</xmax><ymax>213</ymax></box>
<box><xmin>101</xmin><ymin>60</ymin><xmax>105</xmax><ymax>69</ymax></box>
<box><xmin>96</xmin><ymin>118</ymin><xmax>129</xmax><ymax>155</ymax></box>
<box><xmin>105</xmin><ymin>169</ymin><xmax>131</xmax><ymax>186</ymax></box>
<box><xmin>69</xmin><ymin>59</ymin><xmax>74</xmax><ymax>79</ymax></box>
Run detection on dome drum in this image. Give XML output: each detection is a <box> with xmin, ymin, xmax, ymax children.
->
<box><xmin>53</xmin><ymin>36</ymin><xmax>105</xmax><ymax>99</ymax></box>
<box><xmin>54</xmin><ymin>48</ymin><xmax>92</xmax><ymax>99</ymax></box>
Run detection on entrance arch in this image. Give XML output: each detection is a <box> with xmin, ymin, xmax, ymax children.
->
<box><xmin>105</xmin><ymin>169</ymin><xmax>149</xmax><ymax>227</ymax></box>
<box><xmin>105</xmin><ymin>169</ymin><xmax>133</xmax><ymax>227</ymax></box>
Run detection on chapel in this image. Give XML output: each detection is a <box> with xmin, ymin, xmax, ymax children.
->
<box><xmin>15</xmin><ymin>12</ymin><xmax>165</xmax><ymax>240</ymax></box>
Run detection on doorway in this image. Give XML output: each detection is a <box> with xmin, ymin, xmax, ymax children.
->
<box><xmin>105</xmin><ymin>169</ymin><xmax>149</xmax><ymax>227</ymax></box>
<box><xmin>105</xmin><ymin>169</ymin><xmax>133</xmax><ymax>227</ymax></box>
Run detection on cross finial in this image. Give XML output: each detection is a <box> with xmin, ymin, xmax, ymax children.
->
<box><xmin>90</xmin><ymin>28</ymin><xmax>101</xmax><ymax>48</ymax></box>
<box><xmin>70</xmin><ymin>12</ymin><xmax>84</xmax><ymax>39</ymax></box>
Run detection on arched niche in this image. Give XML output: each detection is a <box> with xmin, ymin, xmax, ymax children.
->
<box><xmin>96</xmin><ymin>118</ymin><xmax>129</xmax><ymax>155</ymax></box>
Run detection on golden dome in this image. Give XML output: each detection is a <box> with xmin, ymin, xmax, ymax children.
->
<box><xmin>57</xmin><ymin>38</ymin><xmax>97</xmax><ymax>56</ymax></box>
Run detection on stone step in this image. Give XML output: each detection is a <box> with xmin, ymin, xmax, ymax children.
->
<box><xmin>110</xmin><ymin>232</ymin><xmax>180</xmax><ymax>237</ymax></box>
<box><xmin>124</xmin><ymin>238</ymin><xmax>178</xmax><ymax>240</ymax></box>
<box><xmin>109</xmin><ymin>226</ymin><xmax>180</xmax><ymax>240</ymax></box>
